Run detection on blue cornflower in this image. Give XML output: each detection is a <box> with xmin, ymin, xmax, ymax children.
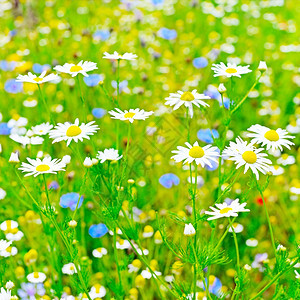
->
<box><xmin>33</xmin><ymin>63</ymin><xmax>51</xmax><ymax>74</ymax></box>
<box><xmin>59</xmin><ymin>193</ymin><xmax>84</xmax><ymax>211</ymax></box>
<box><xmin>157</xmin><ymin>28</ymin><xmax>177</xmax><ymax>40</ymax></box>
<box><xmin>0</xmin><ymin>61</ymin><xmax>16</xmax><ymax>71</ymax></box>
<box><xmin>48</xmin><ymin>181</ymin><xmax>59</xmax><ymax>190</ymax></box>
<box><xmin>92</xmin><ymin>108</ymin><xmax>106</xmax><ymax>118</ymax></box>
<box><xmin>152</xmin><ymin>0</ymin><xmax>164</xmax><ymax>4</ymax></box>
<box><xmin>201</xmin><ymin>276</ymin><xmax>223</xmax><ymax>296</ymax></box>
<box><xmin>83</xmin><ymin>74</ymin><xmax>103</xmax><ymax>87</ymax></box>
<box><xmin>0</xmin><ymin>123</ymin><xmax>12</xmax><ymax>135</ymax></box>
<box><xmin>192</xmin><ymin>57</ymin><xmax>208</xmax><ymax>69</ymax></box>
<box><xmin>197</xmin><ymin>129</ymin><xmax>219</xmax><ymax>143</ymax></box>
<box><xmin>4</xmin><ymin>79</ymin><xmax>23</xmax><ymax>94</ymax></box>
<box><xmin>111</xmin><ymin>80</ymin><xmax>128</xmax><ymax>93</ymax></box>
<box><xmin>93</xmin><ymin>30</ymin><xmax>110</xmax><ymax>41</ymax></box>
<box><xmin>159</xmin><ymin>173</ymin><xmax>180</xmax><ymax>188</ymax></box>
<box><xmin>89</xmin><ymin>223</ymin><xmax>108</xmax><ymax>238</ymax></box>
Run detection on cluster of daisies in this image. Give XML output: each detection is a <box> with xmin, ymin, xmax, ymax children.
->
<box><xmin>6</xmin><ymin>57</ymin><xmax>297</xmax><ymax>298</ymax></box>
<box><xmin>170</xmin><ymin>124</ymin><xmax>294</xmax><ymax>221</ymax></box>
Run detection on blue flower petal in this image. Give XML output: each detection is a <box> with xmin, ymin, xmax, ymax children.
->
<box><xmin>83</xmin><ymin>74</ymin><xmax>103</xmax><ymax>87</ymax></box>
<box><xmin>157</xmin><ymin>28</ymin><xmax>177</xmax><ymax>40</ymax></box>
<box><xmin>92</xmin><ymin>108</ymin><xmax>107</xmax><ymax>118</ymax></box>
<box><xmin>60</xmin><ymin>193</ymin><xmax>84</xmax><ymax>211</ymax></box>
<box><xmin>159</xmin><ymin>173</ymin><xmax>180</xmax><ymax>188</ymax></box>
<box><xmin>4</xmin><ymin>79</ymin><xmax>23</xmax><ymax>94</ymax></box>
<box><xmin>89</xmin><ymin>223</ymin><xmax>108</xmax><ymax>238</ymax></box>
<box><xmin>197</xmin><ymin>129</ymin><xmax>219</xmax><ymax>143</ymax></box>
<box><xmin>192</xmin><ymin>57</ymin><xmax>208</xmax><ymax>69</ymax></box>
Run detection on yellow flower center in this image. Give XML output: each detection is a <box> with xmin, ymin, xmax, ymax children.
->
<box><xmin>94</xmin><ymin>284</ymin><xmax>101</xmax><ymax>293</ymax></box>
<box><xmin>220</xmin><ymin>207</ymin><xmax>233</xmax><ymax>214</ymax></box>
<box><xmin>6</xmin><ymin>247</ymin><xmax>12</xmax><ymax>253</ymax></box>
<box><xmin>242</xmin><ymin>151</ymin><xmax>257</xmax><ymax>164</ymax></box>
<box><xmin>33</xmin><ymin>77</ymin><xmax>43</xmax><ymax>82</ymax></box>
<box><xmin>5</xmin><ymin>228</ymin><xmax>18</xmax><ymax>234</ymax></box>
<box><xmin>66</xmin><ymin>125</ymin><xmax>82</xmax><ymax>137</ymax></box>
<box><xmin>264</xmin><ymin>130</ymin><xmax>279</xmax><ymax>141</ymax></box>
<box><xmin>180</xmin><ymin>91</ymin><xmax>195</xmax><ymax>101</ymax></box>
<box><xmin>225</xmin><ymin>68</ymin><xmax>237</xmax><ymax>74</ymax></box>
<box><xmin>189</xmin><ymin>146</ymin><xmax>205</xmax><ymax>158</ymax></box>
<box><xmin>282</xmin><ymin>153</ymin><xmax>289</xmax><ymax>160</ymax></box>
<box><xmin>36</xmin><ymin>164</ymin><xmax>50</xmax><ymax>172</ymax></box>
<box><xmin>33</xmin><ymin>272</ymin><xmax>39</xmax><ymax>278</ymax></box>
<box><xmin>124</xmin><ymin>112</ymin><xmax>136</xmax><ymax>118</ymax></box>
<box><xmin>70</xmin><ymin>65</ymin><xmax>83</xmax><ymax>72</ymax></box>
<box><xmin>70</xmin><ymin>265</ymin><xmax>74</xmax><ymax>270</ymax></box>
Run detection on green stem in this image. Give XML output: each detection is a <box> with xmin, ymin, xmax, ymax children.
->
<box><xmin>254</xmin><ymin>176</ymin><xmax>277</xmax><ymax>257</ymax></box>
<box><xmin>113</xmin><ymin>226</ymin><xmax>123</xmax><ymax>290</ymax></box>
<box><xmin>37</xmin><ymin>84</ymin><xmax>54</xmax><ymax>124</ymax></box>
<box><xmin>228</xmin><ymin>218</ymin><xmax>240</xmax><ymax>273</ymax></box>
<box><xmin>230</xmin><ymin>74</ymin><xmax>262</xmax><ymax>114</ymax></box>
<box><xmin>76</xmin><ymin>76</ymin><xmax>87</xmax><ymax>122</ymax></box>
<box><xmin>249</xmin><ymin>259</ymin><xmax>299</xmax><ymax>300</ymax></box>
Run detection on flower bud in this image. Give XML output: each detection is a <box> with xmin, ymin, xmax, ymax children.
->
<box><xmin>258</xmin><ymin>61</ymin><xmax>267</xmax><ymax>71</ymax></box>
<box><xmin>218</xmin><ymin>83</ymin><xmax>227</xmax><ymax>94</ymax></box>
<box><xmin>9</xmin><ymin>152</ymin><xmax>20</xmax><ymax>163</ymax></box>
<box><xmin>83</xmin><ymin>157</ymin><xmax>93</xmax><ymax>168</ymax></box>
<box><xmin>184</xmin><ymin>223</ymin><xmax>196</xmax><ymax>236</ymax></box>
<box><xmin>68</xmin><ymin>220</ymin><xmax>77</xmax><ymax>228</ymax></box>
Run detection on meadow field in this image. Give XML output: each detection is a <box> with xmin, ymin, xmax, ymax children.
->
<box><xmin>0</xmin><ymin>0</ymin><xmax>299</xmax><ymax>299</ymax></box>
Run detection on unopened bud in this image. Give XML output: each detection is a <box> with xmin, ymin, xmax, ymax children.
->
<box><xmin>258</xmin><ymin>61</ymin><xmax>267</xmax><ymax>72</ymax></box>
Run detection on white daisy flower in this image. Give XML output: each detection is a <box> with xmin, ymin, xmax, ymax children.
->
<box><xmin>141</xmin><ymin>269</ymin><xmax>161</xmax><ymax>279</ymax></box>
<box><xmin>0</xmin><ymin>246</ymin><xmax>18</xmax><ymax>257</ymax></box>
<box><xmin>269</xmin><ymin>165</ymin><xmax>284</xmax><ymax>176</ymax></box>
<box><xmin>49</xmin><ymin>118</ymin><xmax>99</xmax><ymax>146</ymax></box>
<box><xmin>223</xmin><ymin>137</ymin><xmax>272</xmax><ymax>179</ymax></box>
<box><xmin>62</xmin><ymin>263</ymin><xmax>78</xmax><ymax>275</ymax></box>
<box><xmin>23</xmin><ymin>98</ymin><xmax>38</xmax><ymax>108</ymax></box>
<box><xmin>228</xmin><ymin>223</ymin><xmax>244</xmax><ymax>233</ymax></box>
<box><xmin>205</xmin><ymin>199</ymin><xmax>250</xmax><ymax>221</ymax></box>
<box><xmin>277</xmin><ymin>154</ymin><xmax>295</xmax><ymax>166</ymax></box>
<box><xmin>0</xmin><ymin>188</ymin><xmax>6</xmax><ymax>200</ymax></box>
<box><xmin>6</xmin><ymin>230</ymin><xmax>24</xmax><ymax>241</ymax></box>
<box><xmin>142</xmin><ymin>225</ymin><xmax>154</xmax><ymax>238</ymax></box>
<box><xmin>211</xmin><ymin>62</ymin><xmax>252</xmax><ymax>78</ymax></box>
<box><xmin>19</xmin><ymin>156</ymin><xmax>66</xmax><ymax>177</ymax></box>
<box><xmin>0</xmin><ymin>240</ymin><xmax>12</xmax><ymax>251</ymax></box>
<box><xmin>89</xmin><ymin>284</ymin><xmax>106</xmax><ymax>299</ymax></box>
<box><xmin>295</xmin><ymin>270</ymin><xmax>300</xmax><ymax>279</ymax></box>
<box><xmin>171</xmin><ymin>141</ymin><xmax>219</xmax><ymax>168</ymax></box>
<box><xmin>54</xmin><ymin>60</ymin><xmax>97</xmax><ymax>77</ymax></box>
<box><xmin>247</xmin><ymin>124</ymin><xmax>295</xmax><ymax>151</ymax></box>
<box><xmin>96</xmin><ymin>148</ymin><xmax>123</xmax><ymax>163</ymax></box>
<box><xmin>128</xmin><ymin>259</ymin><xmax>142</xmax><ymax>273</ymax></box>
<box><xmin>9</xmin><ymin>134</ymin><xmax>44</xmax><ymax>146</ymax></box>
<box><xmin>0</xmin><ymin>287</ymin><xmax>11</xmax><ymax>299</ymax></box>
<box><xmin>165</xmin><ymin>90</ymin><xmax>210</xmax><ymax>118</ymax></box>
<box><xmin>31</xmin><ymin>122</ymin><xmax>54</xmax><ymax>136</ymax></box>
<box><xmin>0</xmin><ymin>220</ymin><xmax>18</xmax><ymax>232</ymax></box>
<box><xmin>27</xmin><ymin>272</ymin><xmax>46</xmax><ymax>283</ymax></box>
<box><xmin>92</xmin><ymin>247</ymin><xmax>108</xmax><ymax>258</ymax></box>
<box><xmin>116</xmin><ymin>239</ymin><xmax>131</xmax><ymax>250</ymax></box>
<box><xmin>108</xmin><ymin>108</ymin><xmax>153</xmax><ymax>123</ymax></box>
<box><xmin>16</xmin><ymin>71</ymin><xmax>59</xmax><ymax>84</ymax></box>
<box><xmin>103</xmin><ymin>51</ymin><xmax>137</xmax><ymax>60</ymax></box>
<box><xmin>246</xmin><ymin>238</ymin><xmax>258</xmax><ymax>247</ymax></box>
